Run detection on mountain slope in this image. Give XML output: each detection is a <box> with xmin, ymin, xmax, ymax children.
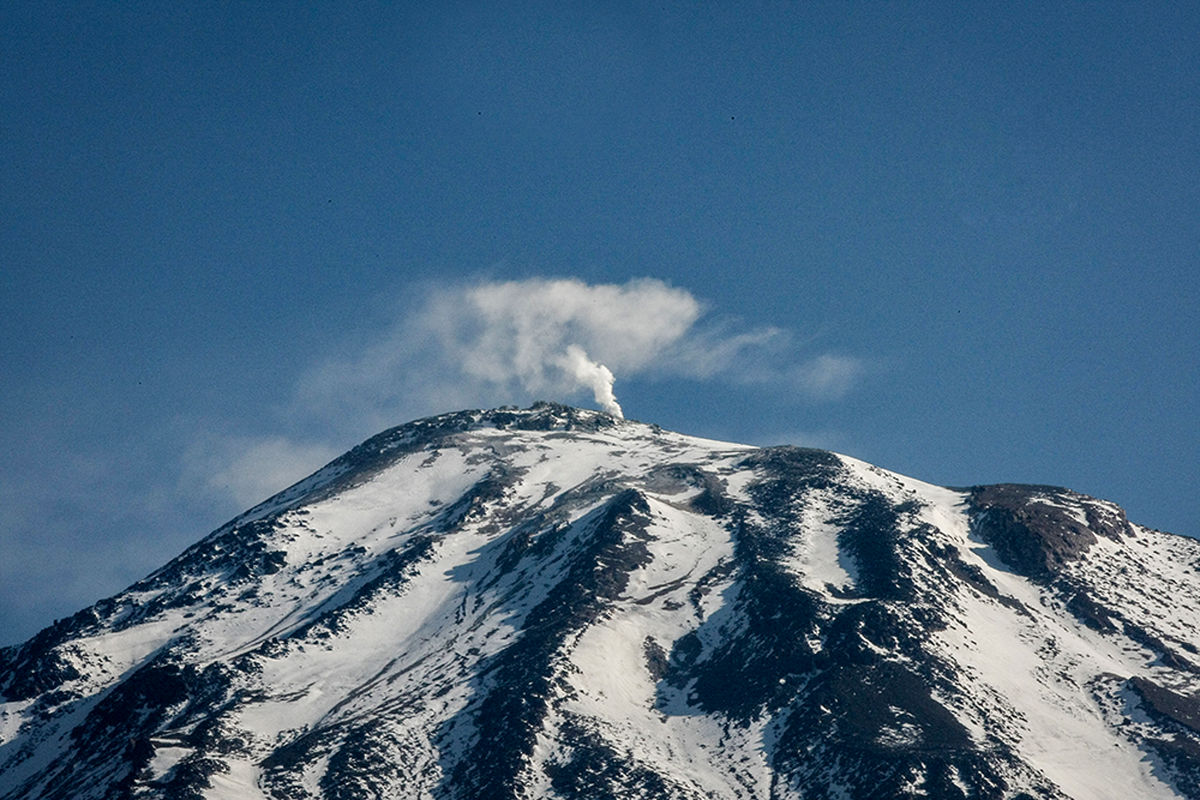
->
<box><xmin>1</xmin><ymin>403</ymin><xmax>1198</xmax><ymax>799</ymax></box>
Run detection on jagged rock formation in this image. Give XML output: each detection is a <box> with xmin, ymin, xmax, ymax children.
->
<box><xmin>1</xmin><ymin>403</ymin><xmax>1198</xmax><ymax>799</ymax></box>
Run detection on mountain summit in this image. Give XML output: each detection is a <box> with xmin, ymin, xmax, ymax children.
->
<box><xmin>2</xmin><ymin>403</ymin><xmax>1198</xmax><ymax>799</ymax></box>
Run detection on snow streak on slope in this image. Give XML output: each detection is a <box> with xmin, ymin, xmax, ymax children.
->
<box><xmin>1</xmin><ymin>403</ymin><xmax>1198</xmax><ymax>800</ymax></box>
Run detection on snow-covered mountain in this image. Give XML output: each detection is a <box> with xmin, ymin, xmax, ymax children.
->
<box><xmin>2</xmin><ymin>403</ymin><xmax>1198</xmax><ymax>800</ymax></box>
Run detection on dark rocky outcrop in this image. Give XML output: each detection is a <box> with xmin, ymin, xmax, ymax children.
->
<box><xmin>968</xmin><ymin>484</ymin><xmax>1129</xmax><ymax>582</ymax></box>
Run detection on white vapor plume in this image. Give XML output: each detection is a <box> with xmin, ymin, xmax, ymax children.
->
<box><xmin>415</xmin><ymin>277</ymin><xmax>701</xmax><ymax>417</ymax></box>
<box><xmin>560</xmin><ymin>344</ymin><xmax>623</xmax><ymax>418</ymax></box>
<box><xmin>296</xmin><ymin>276</ymin><xmax>866</xmax><ymax>431</ymax></box>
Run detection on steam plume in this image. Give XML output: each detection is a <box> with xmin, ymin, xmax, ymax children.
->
<box><xmin>297</xmin><ymin>276</ymin><xmax>866</xmax><ymax>425</ymax></box>
<box><xmin>424</xmin><ymin>277</ymin><xmax>700</xmax><ymax>416</ymax></box>
<box><xmin>559</xmin><ymin>345</ymin><xmax>623</xmax><ymax>418</ymax></box>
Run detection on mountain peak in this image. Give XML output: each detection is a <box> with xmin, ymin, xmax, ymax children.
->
<box><xmin>2</xmin><ymin>409</ymin><xmax>1198</xmax><ymax>799</ymax></box>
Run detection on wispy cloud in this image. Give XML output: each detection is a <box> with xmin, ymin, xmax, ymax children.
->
<box><xmin>297</xmin><ymin>277</ymin><xmax>863</xmax><ymax>425</ymax></box>
<box><xmin>785</xmin><ymin>354</ymin><xmax>868</xmax><ymax>400</ymax></box>
<box><xmin>296</xmin><ymin>277</ymin><xmax>707</xmax><ymax>427</ymax></box>
<box><xmin>183</xmin><ymin>434</ymin><xmax>340</xmax><ymax>510</ymax></box>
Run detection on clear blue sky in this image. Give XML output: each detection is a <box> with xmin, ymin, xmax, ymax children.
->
<box><xmin>3</xmin><ymin>2</ymin><xmax>1197</xmax><ymax>645</ymax></box>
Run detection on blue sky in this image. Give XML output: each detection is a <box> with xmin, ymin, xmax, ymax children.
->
<box><xmin>2</xmin><ymin>2</ymin><xmax>1197</xmax><ymax>645</ymax></box>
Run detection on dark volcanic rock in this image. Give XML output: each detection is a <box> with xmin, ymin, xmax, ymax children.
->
<box><xmin>968</xmin><ymin>484</ymin><xmax>1129</xmax><ymax>582</ymax></box>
